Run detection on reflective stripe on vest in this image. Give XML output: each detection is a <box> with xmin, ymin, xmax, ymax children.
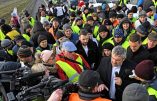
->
<box><xmin>56</xmin><ymin>55</ymin><xmax>83</xmax><ymax>82</ymax></box>
<box><xmin>153</xmin><ymin>0</ymin><xmax>157</xmax><ymax>7</ymax></box>
<box><xmin>119</xmin><ymin>0</ymin><xmax>127</xmax><ymax>6</ymax></box>
<box><xmin>147</xmin><ymin>87</ymin><xmax>157</xmax><ymax>99</ymax></box>
<box><xmin>22</xmin><ymin>34</ymin><xmax>30</xmax><ymax>41</ymax></box>
<box><xmin>7</xmin><ymin>50</ymin><xmax>13</xmax><ymax>56</ymax></box>
<box><xmin>72</xmin><ymin>25</ymin><xmax>80</xmax><ymax>34</ymax></box>
<box><xmin>142</xmin><ymin>38</ymin><xmax>148</xmax><ymax>45</ymax></box>
<box><xmin>0</xmin><ymin>29</ymin><xmax>5</xmax><ymax>41</ymax></box>
<box><xmin>126</xmin><ymin>30</ymin><xmax>135</xmax><ymax>41</ymax></box>
<box><xmin>29</xmin><ymin>17</ymin><xmax>35</xmax><ymax>27</ymax></box>
<box><xmin>93</xmin><ymin>26</ymin><xmax>99</xmax><ymax>38</ymax></box>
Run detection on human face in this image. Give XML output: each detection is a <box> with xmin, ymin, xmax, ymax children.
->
<box><xmin>87</xmin><ymin>33</ymin><xmax>93</xmax><ymax>39</ymax></box>
<box><xmin>139</xmin><ymin>16</ymin><xmax>146</xmax><ymax>23</ymax></box>
<box><xmin>103</xmin><ymin>49</ymin><xmax>111</xmax><ymax>57</ymax></box>
<box><xmin>138</xmin><ymin>7</ymin><xmax>142</xmax><ymax>12</ymax></box>
<box><xmin>109</xmin><ymin>17</ymin><xmax>116</xmax><ymax>23</ymax></box>
<box><xmin>99</xmin><ymin>32</ymin><xmax>108</xmax><ymax>39</ymax></box>
<box><xmin>111</xmin><ymin>54</ymin><xmax>125</xmax><ymax>67</ymax></box>
<box><xmin>20</xmin><ymin>55</ymin><xmax>33</xmax><ymax>63</ymax></box>
<box><xmin>63</xmin><ymin>50</ymin><xmax>74</xmax><ymax>59</ymax></box>
<box><xmin>76</xmin><ymin>20</ymin><xmax>83</xmax><ymax>26</ymax></box>
<box><xmin>147</xmin><ymin>39</ymin><xmax>157</xmax><ymax>49</ymax></box>
<box><xmin>64</xmin><ymin>29</ymin><xmax>72</xmax><ymax>38</ymax></box>
<box><xmin>79</xmin><ymin>35</ymin><xmax>89</xmax><ymax>46</ymax></box>
<box><xmin>40</xmin><ymin>40</ymin><xmax>48</xmax><ymax>48</ymax></box>
<box><xmin>129</xmin><ymin>41</ymin><xmax>141</xmax><ymax>52</ymax></box>
<box><xmin>114</xmin><ymin>37</ymin><xmax>123</xmax><ymax>43</ymax></box>
<box><xmin>122</xmin><ymin>23</ymin><xmax>129</xmax><ymax>30</ymax></box>
<box><xmin>128</xmin><ymin>13</ymin><xmax>133</xmax><ymax>19</ymax></box>
<box><xmin>46</xmin><ymin>55</ymin><xmax>55</xmax><ymax>65</ymax></box>
<box><xmin>105</xmin><ymin>25</ymin><xmax>112</xmax><ymax>30</ymax></box>
<box><xmin>52</xmin><ymin>21</ymin><xmax>59</xmax><ymax>28</ymax></box>
<box><xmin>87</xmin><ymin>20</ymin><xmax>94</xmax><ymax>26</ymax></box>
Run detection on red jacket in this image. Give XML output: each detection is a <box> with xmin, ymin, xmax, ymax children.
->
<box><xmin>55</xmin><ymin>52</ymin><xmax>90</xmax><ymax>80</ymax></box>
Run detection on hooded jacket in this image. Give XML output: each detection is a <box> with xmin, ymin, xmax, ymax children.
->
<box><xmin>30</xmin><ymin>21</ymin><xmax>55</xmax><ymax>48</ymax></box>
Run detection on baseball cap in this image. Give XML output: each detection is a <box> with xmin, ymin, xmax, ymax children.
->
<box><xmin>61</xmin><ymin>41</ymin><xmax>77</xmax><ymax>52</ymax></box>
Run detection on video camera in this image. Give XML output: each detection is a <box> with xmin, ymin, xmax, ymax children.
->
<box><xmin>16</xmin><ymin>75</ymin><xmax>78</xmax><ymax>101</ymax></box>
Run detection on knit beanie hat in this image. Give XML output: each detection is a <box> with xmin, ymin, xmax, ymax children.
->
<box><xmin>117</xmin><ymin>14</ymin><xmax>125</xmax><ymax>19</ymax></box>
<box><xmin>98</xmin><ymin>25</ymin><xmax>109</xmax><ymax>33</ymax></box>
<box><xmin>37</xmin><ymin>35</ymin><xmax>47</xmax><ymax>44</ymax></box>
<box><xmin>87</xmin><ymin>16</ymin><xmax>94</xmax><ymax>21</ymax></box>
<box><xmin>1</xmin><ymin>39</ymin><xmax>12</xmax><ymax>48</ymax></box>
<box><xmin>56</xmin><ymin>31</ymin><xmax>65</xmax><ymax>40</ymax></box>
<box><xmin>114</xmin><ymin>28</ymin><xmax>124</xmax><ymax>38</ymax></box>
<box><xmin>102</xmin><ymin>43</ymin><xmax>114</xmax><ymax>50</ymax></box>
<box><xmin>135</xmin><ymin>60</ymin><xmax>155</xmax><ymax>80</ymax></box>
<box><xmin>109</xmin><ymin>11</ymin><xmax>117</xmax><ymax>18</ymax></box>
<box><xmin>17</xmin><ymin>45</ymin><xmax>32</xmax><ymax>58</ymax></box>
<box><xmin>40</xmin><ymin>50</ymin><xmax>54</xmax><ymax>63</ymax></box>
<box><xmin>122</xmin><ymin>83</ymin><xmax>149</xmax><ymax>101</ymax></box>
<box><xmin>136</xmin><ymin>25</ymin><xmax>147</xmax><ymax>36</ymax></box>
<box><xmin>127</xmin><ymin>10</ymin><xmax>133</xmax><ymax>15</ymax></box>
<box><xmin>103</xmin><ymin>19</ymin><xmax>112</xmax><ymax>25</ymax></box>
<box><xmin>146</xmin><ymin>8</ymin><xmax>152</xmax><ymax>13</ymax></box>
<box><xmin>79</xmin><ymin>70</ymin><xmax>100</xmax><ymax>88</ymax></box>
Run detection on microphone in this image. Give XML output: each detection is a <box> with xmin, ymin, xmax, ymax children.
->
<box><xmin>115</xmin><ymin>71</ymin><xmax>119</xmax><ymax>77</ymax></box>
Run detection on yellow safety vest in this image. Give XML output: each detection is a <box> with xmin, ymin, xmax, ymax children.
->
<box><xmin>104</xmin><ymin>37</ymin><xmax>129</xmax><ymax>49</ymax></box>
<box><xmin>6</xmin><ymin>30</ymin><xmax>20</xmax><ymax>40</ymax></box>
<box><xmin>72</xmin><ymin>25</ymin><xmax>81</xmax><ymax>34</ymax></box>
<box><xmin>22</xmin><ymin>34</ymin><xmax>30</xmax><ymax>41</ymax></box>
<box><xmin>153</xmin><ymin>0</ymin><xmax>157</xmax><ymax>7</ymax></box>
<box><xmin>7</xmin><ymin>50</ymin><xmax>13</xmax><ymax>56</ymax></box>
<box><xmin>142</xmin><ymin>38</ymin><xmax>148</xmax><ymax>45</ymax></box>
<box><xmin>119</xmin><ymin>0</ymin><xmax>128</xmax><ymax>6</ymax></box>
<box><xmin>56</xmin><ymin>54</ymin><xmax>83</xmax><ymax>83</ymax></box>
<box><xmin>69</xmin><ymin>8</ymin><xmax>77</xmax><ymax>13</ymax></box>
<box><xmin>147</xmin><ymin>86</ymin><xmax>157</xmax><ymax>99</ymax></box>
<box><xmin>0</xmin><ymin>29</ymin><xmax>5</xmax><ymax>41</ymax></box>
<box><xmin>82</xmin><ymin>13</ymin><xmax>92</xmax><ymax>22</ymax></box>
<box><xmin>93</xmin><ymin>26</ymin><xmax>99</xmax><ymax>38</ymax></box>
<box><xmin>29</xmin><ymin>17</ymin><xmax>35</xmax><ymax>27</ymax></box>
<box><xmin>125</xmin><ymin>30</ymin><xmax>136</xmax><ymax>41</ymax></box>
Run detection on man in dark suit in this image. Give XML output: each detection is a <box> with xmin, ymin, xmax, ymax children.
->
<box><xmin>97</xmin><ymin>45</ymin><xmax>137</xmax><ymax>101</ymax></box>
<box><xmin>76</xmin><ymin>29</ymin><xmax>100</xmax><ymax>70</ymax></box>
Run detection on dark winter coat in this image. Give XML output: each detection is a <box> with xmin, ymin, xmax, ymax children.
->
<box><xmin>127</xmin><ymin>46</ymin><xmax>150</xmax><ymax>65</ymax></box>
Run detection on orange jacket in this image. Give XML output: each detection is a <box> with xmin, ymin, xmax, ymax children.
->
<box><xmin>69</xmin><ymin>93</ymin><xmax>111</xmax><ymax>101</ymax></box>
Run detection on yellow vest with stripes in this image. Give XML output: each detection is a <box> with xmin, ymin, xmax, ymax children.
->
<box><xmin>56</xmin><ymin>54</ymin><xmax>83</xmax><ymax>83</ymax></box>
<box><xmin>147</xmin><ymin>86</ymin><xmax>157</xmax><ymax>99</ymax></box>
<box><xmin>0</xmin><ymin>29</ymin><xmax>5</xmax><ymax>41</ymax></box>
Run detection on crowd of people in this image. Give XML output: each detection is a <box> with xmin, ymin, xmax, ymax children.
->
<box><xmin>0</xmin><ymin>0</ymin><xmax>157</xmax><ymax>100</ymax></box>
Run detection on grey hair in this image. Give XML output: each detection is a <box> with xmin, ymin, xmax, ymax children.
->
<box><xmin>112</xmin><ymin>45</ymin><xmax>127</xmax><ymax>59</ymax></box>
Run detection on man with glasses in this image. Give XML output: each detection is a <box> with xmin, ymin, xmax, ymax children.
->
<box><xmin>97</xmin><ymin>45</ymin><xmax>137</xmax><ymax>101</ymax></box>
<box><xmin>55</xmin><ymin>41</ymin><xmax>90</xmax><ymax>83</ymax></box>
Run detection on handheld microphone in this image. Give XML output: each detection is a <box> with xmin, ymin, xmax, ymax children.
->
<box><xmin>115</xmin><ymin>72</ymin><xmax>119</xmax><ymax>77</ymax></box>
